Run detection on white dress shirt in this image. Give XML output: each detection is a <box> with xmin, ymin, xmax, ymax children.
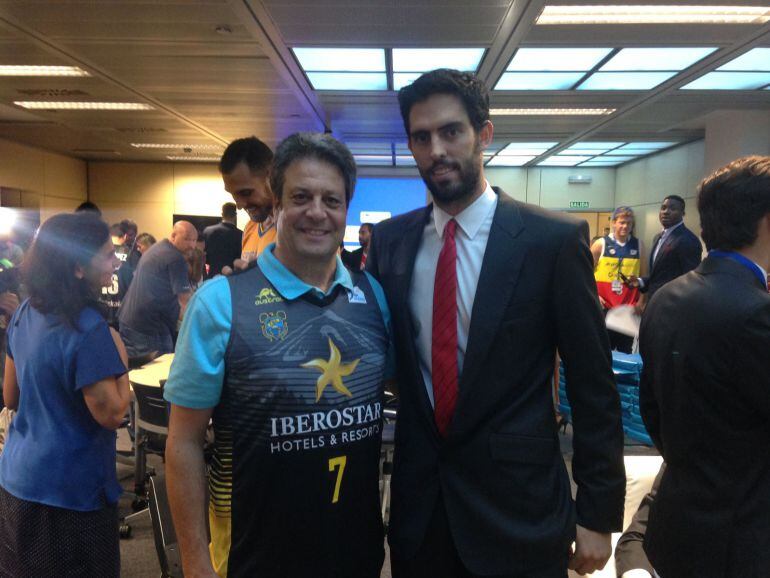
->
<box><xmin>408</xmin><ymin>182</ymin><xmax>497</xmax><ymax>406</ymax></box>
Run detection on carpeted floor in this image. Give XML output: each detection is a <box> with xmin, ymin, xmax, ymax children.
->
<box><xmin>117</xmin><ymin>426</ymin><xmax>656</xmax><ymax>577</ymax></box>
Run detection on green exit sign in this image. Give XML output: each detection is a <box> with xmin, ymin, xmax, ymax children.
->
<box><xmin>569</xmin><ymin>201</ymin><xmax>590</xmax><ymax>209</ymax></box>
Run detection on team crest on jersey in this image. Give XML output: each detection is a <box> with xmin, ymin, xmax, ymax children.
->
<box><xmin>347</xmin><ymin>286</ymin><xmax>367</xmax><ymax>304</ymax></box>
<box><xmin>255</xmin><ymin>287</ymin><xmax>283</xmax><ymax>306</ymax></box>
<box><xmin>630</xmin><ymin>249</ymin><xmax>638</xmax><ymax>255</ymax></box>
<box><xmin>260</xmin><ymin>311</ymin><xmax>288</xmax><ymax>341</ymax></box>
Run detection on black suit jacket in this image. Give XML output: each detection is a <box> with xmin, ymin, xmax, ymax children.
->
<box><xmin>202</xmin><ymin>221</ymin><xmax>242</xmax><ymax>279</ymax></box>
<box><xmin>367</xmin><ymin>189</ymin><xmax>625</xmax><ymax>575</ymax></box>
<box><xmin>642</xmin><ymin>223</ymin><xmax>702</xmax><ymax>298</ymax></box>
<box><xmin>639</xmin><ymin>256</ymin><xmax>770</xmax><ymax>578</ymax></box>
<box><xmin>341</xmin><ymin>247</ymin><xmax>364</xmax><ymax>271</ymax></box>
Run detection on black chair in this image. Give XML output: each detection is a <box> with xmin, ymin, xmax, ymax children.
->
<box><xmin>121</xmin><ymin>379</ymin><xmax>170</xmax><ymax>538</ymax></box>
<box><xmin>148</xmin><ymin>474</ymin><xmax>183</xmax><ymax>578</ymax></box>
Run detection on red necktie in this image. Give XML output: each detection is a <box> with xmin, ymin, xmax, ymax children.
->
<box><xmin>432</xmin><ymin>219</ymin><xmax>458</xmax><ymax>437</ymax></box>
<box><xmin>360</xmin><ymin>251</ymin><xmax>367</xmax><ymax>271</ymax></box>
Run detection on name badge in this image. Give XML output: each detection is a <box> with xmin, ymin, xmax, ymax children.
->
<box><xmin>611</xmin><ymin>279</ymin><xmax>623</xmax><ymax>295</ymax></box>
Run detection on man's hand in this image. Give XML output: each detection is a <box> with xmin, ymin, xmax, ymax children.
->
<box><xmin>0</xmin><ymin>292</ymin><xmax>19</xmax><ymax>317</ymax></box>
<box><xmin>626</xmin><ymin>275</ymin><xmax>641</xmax><ymax>288</ymax></box>
<box><xmin>598</xmin><ymin>295</ymin><xmax>609</xmax><ymax>309</ymax></box>
<box><xmin>568</xmin><ymin>525</ymin><xmax>612</xmax><ymax>575</ymax></box>
<box><xmin>221</xmin><ymin>258</ymin><xmax>251</xmax><ymax>276</ymax></box>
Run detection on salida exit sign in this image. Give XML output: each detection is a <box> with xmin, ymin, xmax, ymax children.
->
<box><xmin>569</xmin><ymin>201</ymin><xmax>590</xmax><ymax>209</ymax></box>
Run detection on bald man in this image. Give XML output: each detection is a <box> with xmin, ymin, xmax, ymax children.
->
<box><xmin>119</xmin><ymin>221</ymin><xmax>196</xmax><ymax>357</ymax></box>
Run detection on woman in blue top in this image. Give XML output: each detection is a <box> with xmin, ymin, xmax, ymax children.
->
<box><xmin>0</xmin><ymin>212</ymin><xmax>130</xmax><ymax>577</ymax></box>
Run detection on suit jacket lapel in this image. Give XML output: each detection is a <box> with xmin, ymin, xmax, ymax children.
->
<box><xmin>650</xmin><ymin>232</ymin><xmax>662</xmax><ymax>270</ymax></box>
<box><xmin>456</xmin><ymin>190</ymin><xmax>526</xmax><ymax>409</ymax></box>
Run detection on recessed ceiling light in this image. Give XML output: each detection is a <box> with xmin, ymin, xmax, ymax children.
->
<box><xmin>131</xmin><ymin>143</ymin><xmax>223</xmax><ymax>150</ymax></box>
<box><xmin>617</xmin><ymin>142</ymin><xmax>678</xmax><ymax>149</ymax></box>
<box><xmin>490</xmin><ymin>107</ymin><xmax>616</xmax><ymax>115</ymax></box>
<box><xmin>392</xmin><ymin>48</ymin><xmax>485</xmax><ymax>72</ymax></box>
<box><xmin>0</xmin><ymin>65</ymin><xmax>90</xmax><ymax>76</ymax></box>
<box><xmin>569</xmin><ymin>142</ymin><xmax>627</xmax><ymax>149</ymax></box>
<box><xmin>495</xmin><ymin>72</ymin><xmax>585</xmax><ymax>90</ymax></box>
<box><xmin>498</xmin><ymin>142</ymin><xmax>559</xmax><ymax>154</ymax></box>
<box><xmin>506</xmin><ymin>48</ymin><xmax>612</xmax><ymax>71</ymax></box>
<box><xmin>538</xmin><ymin>156</ymin><xmax>593</xmax><ymax>166</ymax></box>
<box><xmin>681</xmin><ymin>71</ymin><xmax>770</xmax><ymax>89</ymax></box>
<box><xmin>717</xmin><ymin>47</ymin><xmax>770</xmax><ymax>71</ymax></box>
<box><xmin>536</xmin><ymin>5</ymin><xmax>770</xmax><ymax>25</ymax></box>
<box><xmin>166</xmin><ymin>156</ymin><xmax>220</xmax><ymax>162</ymax></box>
<box><xmin>395</xmin><ymin>156</ymin><xmax>417</xmax><ymax>166</ymax></box>
<box><xmin>486</xmin><ymin>156</ymin><xmax>535</xmax><ymax>166</ymax></box>
<box><xmin>14</xmin><ymin>101</ymin><xmax>154</xmax><ymax>110</ymax></box>
<box><xmin>600</xmin><ymin>47</ymin><xmax>717</xmax><ymax>71</ymax></box>
<box><xmin>306</xmin><ymin>72</ymin><xmax>388</xmax><ymax>91</ymax></box>
<box><xmin>293</xmin><ymin>48</ymin><xmax>385</xmax><ymax>72</ymax></box>
<box><xmin>577</xmin><ymin>71</ymin><xmax>678</xmax><ymax>90</ymax></box>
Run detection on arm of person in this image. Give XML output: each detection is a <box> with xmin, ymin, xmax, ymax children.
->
<box><xmin>680</xmin><ymin>234</ymin><xmax>703</xmax><ymax>274</ymax></box>
<box><xmin>178</xmin><ymin>290</ymin><xmax>192</xmax><ymax>320</ymax></box>
<box><xmin>3</xmin><ymin>355</ymin><xmax>18</xmax><ymax>410</ymax></box>
<box><xmin>0</xmin><ymin>292</ymin><xmax>19</xmax><ymax>318</ymax></box>
<box><xmin>590</xmin><ymin>238</ymin><xmax>603</xmax><ymax>268</ymax></box>
<box><xmin>82</xmin><ymin>328</ymin><xmax>131</xmax><ymax>429</ymax></box>
<box><xmin>615</xmin><ymin>463</ymin><xmax>665</xmax><ymax>578</ymax></box>
<box><xmin>166</xmin><ymin>404</ymin><xmax>218</xmax><ymax>578</ymax></box>
<box><xmin>552</xmin><ymin>221</ymin><xmax>625</xmax><ymax>574</ymax></box>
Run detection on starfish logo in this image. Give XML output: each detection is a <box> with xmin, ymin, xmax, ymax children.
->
<box><xmin>302</xmin><ymin>337</ymin><xmax>360</xmax><ymax>402</ymax></box>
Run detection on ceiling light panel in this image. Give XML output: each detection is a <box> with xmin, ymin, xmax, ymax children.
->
<box><xmin>536</xmin><ymin>5</ymin><xmax>770</xmax><ymax>25</ymax></box>
<box><xmin>293</xmin><ymin>48</ymin><xmax>385</xmax><ymax>72</ymax></box>
<box><xmin>681</xmin><ymin>71</ymin><xmax>770</xmax><ymax>89</ymax></box>
<box><xmin>354</xmin><ymin>155</ymin><xmax>393</xmax><ymax>166</ymax></box>
<box><xmin>486</xmin><ymin>156</ymin><xmax>535</xmax><ymax>166</ymax></box>
<box><xmin>617</xmin><ymin>142</ymin><xmax>678</xmax><ymax>149</ymax></box>
<box><xmin>167</xmin><ymin>156</ymin><xmax>219</xmax><ymax>162</ymax></box>
<box><xmin>569</xmin><ymin>142</ymin><xmax>627</xmax><ymax>150</ymax></box>
<box><xmin>577</xmin><ymin>71</ymin><xmax>678</xmax><ymax>90</ymax></box>
<box><xmin>294</xmin><ymin>48</ymin><xmax>387</xmax><ymax>91</ymax></box>
<box><xmin>600</xmin><ymin>47</ymin><xmax>717</xmax><ymax>71</ymax></box>
<box><xmin>495</xmin><ymin>73</ymin><xmax>586</xmax><ymax>90</ymax></box>
<box><xmin>498</xmin><ymin>142</ymin><xmax>558</xmax><ymax>154</ymax></box>
<box><xmin>490</xmin><ymin>107</ymin><xmax>615</xmax><ymax>115</ymax></box>
<box><xmin>506</xmin><ymin>48</ymin><xmax>612</xmax><ymax>71</ymax></box>
<box><xmin>14</xmin><ymin>101</ymin><xmax>154</xmax><ymax>110</ymax></box>
<box><xmin>539</xmin><ymin>156</ymin><xmax>593</xmax><ymax>166</ymax></box>
<box><xmin>717</xmin><ymin>47</ymin><xmax>770</xmax><ymax>71</ymax></box>
<box><xmin>131</xmin><ymin>143</ymin><xmax>222</xmax><ymax>150</ymax></box>
<box><xmin>0</xmin><ymin>65</ymin><xmax>90</xmax><ymax>76</ymax></box>
<box><xmin>392</xmin><ymin>48</ymin><xmax>484</xmax><ymax>72</ymax></box>
<box><xmin>395</xmin><ymin>156</ymin><xmax>417</xmax><ymax>166</ymax></box>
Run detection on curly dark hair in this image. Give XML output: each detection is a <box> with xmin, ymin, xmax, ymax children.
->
<box><xmin>697</xmin><ymin>155</ymin><xmax>770</xmax><ymax>251</ymax></box>
<box><xmin>397</xmin><ymin>68</ymin><xmax>490</xmax><ymax>136</ymax></box>
<box><xmin>23</xmin><ymin>212</ymin><xmax>110</xmax><ymax>327</ymax></box>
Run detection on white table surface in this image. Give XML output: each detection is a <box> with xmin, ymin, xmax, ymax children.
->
<box><xmin>128</xmin><ymin>353</ymin><xmax>174</xmax><ymax>388</ymax></box>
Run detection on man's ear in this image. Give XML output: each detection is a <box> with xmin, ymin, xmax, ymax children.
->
<box><xmin>478</xmin><ymin>120</ymin><xmax>494</xmax><ymax>151</ymax></box>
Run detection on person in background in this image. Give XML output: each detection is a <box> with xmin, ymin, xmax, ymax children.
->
<box><xmin>202</xmin><ymin>202</ymin><xmax>242</xmax><ymax>278</ymax></box>
<box><xmin>99</xmin><ymin>223</ymin><xmax>132</xmax><ymax>330</ymax></box>
<box><xmin>118</xmin><ymin>221</ymin><xmax>195</xmax><ymax>357</ymax></box>
<box><xmin>119</xmin><ymin>219</ymin><xmax>141</xmax><ymax>270</ymax></box>
<box><xmin>639</xmin><ymin>156</ymin><xmax>770</xmax><ymax>578</ymax></box>
<box><xmin>0</xmin><ymin>212</ymin><xmax>129</xmax><ymax>577</ymax></box>
<box><xmin>342</xmin><ymin>222</ymin><xmax>374</xmax><ymax>271</ymax></box>
<box><xmin>628</xmin><ymin>195</ymin><xmax>702</xmax><ymax>309</ymax></box>
<box><xmin>591</xmin><ymin>206</ymin><xmax>642</xmax><ymax>353</ymax></box>
<box><xmin>74</xmin><ymin>200</ymin><xmax>101</xmax><ymax>217</ymax></box>
<box><xmin>219</xmin><ymin>137</ymin><xmax>275</xmax><ymax>264</ymax></box>
<box><xmin>135</xmin><ymin>232</ymin><xmax>157</xmax><ymax>256</ymax></box>
<box><xmin>165</xmin><ymin>133</ymin><xmax>392</xmax><ymax>578</ymax></box>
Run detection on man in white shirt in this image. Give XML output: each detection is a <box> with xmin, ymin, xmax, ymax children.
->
<box><xmin>367</xmin><ymin>68</ymin><xmax>625</xmax><ymax>578</ymax></box>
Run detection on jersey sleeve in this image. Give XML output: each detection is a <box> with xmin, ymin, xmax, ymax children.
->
<box><xmin>169</xmin><ymin>254</ymin><xmax>193</xmax><ymax>296</ymax></box>
<box><xmin>164</xmin><ymin>277</ymin><xmax>232</xmax><ymax>409</ymax></box>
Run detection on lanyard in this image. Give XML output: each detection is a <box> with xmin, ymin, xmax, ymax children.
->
<box><xmin>709</xmin><ymin>250</ymin><xmax>768</xmax><ymax>288</ymax></box>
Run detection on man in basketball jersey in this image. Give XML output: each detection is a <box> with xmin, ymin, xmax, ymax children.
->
<box><xmin>219</xmin><ymin>136</ymin><xmax>277</xmax><ymax>263</ymax></box>
<box><xmin>591</xmin><ymin>206</ymin><xmax>643</xmax><ymax>352</ymax></box>
<box><xmin>165</xmin><ymin>132</ymin><xmax>392</xmax><ymax>578</ymax></box>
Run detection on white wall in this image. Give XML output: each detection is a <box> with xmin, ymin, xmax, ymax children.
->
<box><xmin>615</xmin><ymin>140</ymin><xmax>706</xmax><ymax>250</ymax></box>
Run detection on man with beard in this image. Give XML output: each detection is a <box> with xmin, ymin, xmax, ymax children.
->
<box><xmin>219</xmin><ymin>136</ymin><xmax>276</xmax><ymax>264</ymax></box>
<box><xmin>367</xmin><ymin>69</ymin><xmax>624</xmax><ymax>578</ymax></box>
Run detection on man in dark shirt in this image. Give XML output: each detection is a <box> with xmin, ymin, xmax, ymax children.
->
<box><xmin>202</xmin><ymin>202</ymin><xmax>242</xmax><ymax>278</ymax></box>
<box><xmin>118</xmin><ymin>220</ymin><xmax>196</xmax><ymax>357</ymax></box>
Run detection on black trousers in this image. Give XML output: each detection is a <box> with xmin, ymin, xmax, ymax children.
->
<box><xmin>391</xmin><ymin>495</ymin><xmax>568</xmax><ymax>578</ymax></box>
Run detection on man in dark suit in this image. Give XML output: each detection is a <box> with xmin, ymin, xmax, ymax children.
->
<box><xmin>630</xmin><ymin>195</ymin><xmax>702</xmax><ymax>303</ymax></box>
<box><xmin>342</xmin><ymin>222</ymin><xmax>373</xmax><ymax>271</ymax></box>
<box><xmin>202</xmin><ymin>202</ymin><xmax>242</xmax><ymax>278</ymax></box>
<box><xmin>639</xmin><ymin>156</ymin><xmax>770</xmax><ymax>578</ymax></box>
<box><xmin>367</xmin><ymin>69</ymin><xmax>625</xmax><ymax>578</ymax></box>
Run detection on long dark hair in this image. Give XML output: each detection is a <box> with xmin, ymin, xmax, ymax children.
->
<box><xmin>23</xmin><ymin>212</ymin><xmax>110</xmax><ymax>327</ymax></box>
